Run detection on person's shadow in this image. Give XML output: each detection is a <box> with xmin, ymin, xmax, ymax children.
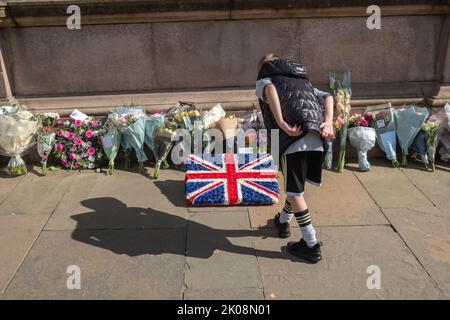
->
<box><xmin>71</xmin><ymin>197</ymin><xmax>301</xmax><ymax>262</ymax></box>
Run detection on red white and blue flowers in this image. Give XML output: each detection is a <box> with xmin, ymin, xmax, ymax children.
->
<box><xmin>185</xmin><ymin>153</ymin><xmax>279</xmax><ymax>206</ymax></box>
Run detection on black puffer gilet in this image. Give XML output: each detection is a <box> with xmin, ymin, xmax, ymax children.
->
<box><xmin>257</xmin><ymin>59</ymin><xmax>324</xmax><ymax>156</ymax></box>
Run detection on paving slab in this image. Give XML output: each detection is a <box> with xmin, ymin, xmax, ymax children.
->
<box><xmin>353</xmin><ymin>162</ymin><xmax>434</xmax><ymax>209</ymax></box>
<box><xmin>45</xmin><ymin>169</ymin><xmax>188</xmax><ymax>230</ymax></box>
<box><xmin>3</xmin><ymin>229</ymin><xmax>186</xmax><ymax>299</ymax></box>
<box><xmin>0</xmin><ymin>169</ymin><xmax>73</xmax><ymax>215</ymax></box>
<box><xmin>383</xmin><ymin>208</ymin><xmax>450</xmax><ymax>296</ymax></box>
<box><xmin>0</xmin><ymin>174</ymin><xmax>24</xmax><ymax>205</ymax></box>
<box><xmin>399</xmin><ymin>165</ymin><xmax>450</xmax><ymax>217</ymax></box>
<box><xmin>0</xmin><ymin>215</ymin><xmax>47</xmax><ymax>295</ymax></box>
<box><xmin>249</xmin><ymin>170</ymin><xmax>388</xmax><ymax>229</ymax></box>
<box><xmin>185</xmin><ymin>211</ymin><xmax>262</xmax><ymax>291</ymax></box>
<box><xmin>254</xmin><ymin>226</ymin><xmax>442</xmax><ymax>299</ymax></box>
<box><xmin>184</xmin><ymin>288</ymin><xmax>265</xmax><ymax>300</ymax></box>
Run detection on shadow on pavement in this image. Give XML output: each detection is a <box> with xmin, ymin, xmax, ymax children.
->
<box><xmin>71</xmin><ymin>197</ymin><xmax>302</xmax><ymax>262</ymax></box>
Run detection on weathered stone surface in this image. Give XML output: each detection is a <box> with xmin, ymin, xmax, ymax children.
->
<box><xmin>3</xmin><ymin>229</ymin><xmax>186</xmax><ymax>299</ymax></box>
<box><xmin>255</xmin><ymin>226</ymin><xmax>442</xmax><ymax>299</ymax></box>
<box><xmin>0</xmin><ymin>170</ymin><xmax>73</xmax><ymax>215</ymax></box>
<box><xmin>0</xmin><ymin>174</ymin><xmax>24</xmax><ymax>205</ymax></box>
<box><xmin>354</xmin><ymin>163</ymin><xmax>433</xmax><ymax>209</ymax></box>
<box><xmin>45</xmin><ymin>169</ymin><xmax>188</xmax><ymax>230</ymax></box>
<box><xmin>383</xmin><ymin>208</ymin><xmax>450</xmax><ymax>296</ymax></box>
<box><xmin>400</xmin><ymin>165</ymin><xmax>450</xmax><ymax>216</ymax></box>
<box><xmin>249</xmin><ymin>170</ymin><xmax>388</xmax><ymax>229</ymax></box>
<box><xmin>185</xmin><ymin>211</ymin><xmax>262</xmax><ymax>290</ymax></box>
<box><xmin>184</xmin><ymin>288</ymin><xmax>265</xmax><ymax>300</ymax></box>
<box><xmin>0</xmin><ymin>215</ymin><xmax>47</xmax><ymax>295</ymax></box>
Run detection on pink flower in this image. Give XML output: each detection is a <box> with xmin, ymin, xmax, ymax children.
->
<box><xmin>75</xmin><ymin>162</ymin><xmax>81</xmax><ymax>168</ymax></box>
<box><xmin>61</xmin><ymin>159</ymin><xmax>68</xmax><ymax>167</ymax></box>
<box><xmin>68</xmin><ymin>132</ymin><xmax>76</xmax><ymax>140</ymax></box>
<box><xmin>75</xmin><ymin>138</ymin><xmax>83</xmax><ymax>146</ymax></box>
<box><xmin>56</xmin><ymin>119</ymin><xmax>65</xmax><ymax>126</ymax></box>
<box><xmin>57</xmin><ymin>130</ymin><xmax>65</xmax><ymax>137</ymax></box>
<box><xmin>56</xmin><ymin>143</ymin><xmax>64</xmax><ymax>152</ymax></box>
<box><xmin>69</xmin><ymin>153</ymin><xmax>76</xmax><ymax>160</ymax></box>
<box><xmin>85</xmin><ymin>130</ymin><xmax>94</xmax><ymax>139</ymax></box>
<box><xmin>74</xmin><ymin>120</ymin><xmax>83</xmax><ymax>127</ymax></box>
<box><xmin>88</xmin><ymin>147</ymin><xmax>96</xmax><ymax>155</ymax></box>
<box><xmin>91</xmin><ymin>121</ymin><xmax>99</xmax><ymax>128</ymax></box>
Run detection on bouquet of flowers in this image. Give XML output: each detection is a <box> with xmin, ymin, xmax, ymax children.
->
<box><xmin>202</xmin><ymin>103</ymin><xmax>226</xmax><ymax>129</ymax></box>
<box><xmin>394</xmin><ymin>105</ymin><xmax>429</xmax><ymax>166</ymax></box>
<box><xmin>165</xmin><ymin>102</ymin><xmax>202</xmax><ymax>131</ymax></box>
<box><xmin>152</xmin><ymin>126</ymin><xmax>175</xmax><ymax>179</ymax></box>
<box><xmin>0</xmin><ymin>105</ymin><xmax>38</xmax><ymax>176</ymax></box>
<box><xmin>33</xmin><ymin>112</ymin><xmax>59</xmax><ymax>175</ymax></box>
<box><xmin>116</xmin><ymin>106</ymin><xmax>148</xmax><ymax>172</ymax></box>
<box><xmin>53</xmin><ymin>115</ymin><xmax>104</xmax><ymax>170</ymax></box>
<box><xmin>100</xmin><ymin>113</ymin><xmax>124</xmax><ymax>175</ymax></box>
<box><xmin>410</xmin><ymin>131</ymin><xmax>429</xmax><ymax>169</ymax></box>
<box><xmin>366</xmin><ymin>103</ymin><xmax>399</xmax><ymax>167</ymax></box>
<box><xmin>144</xmin><ymin>113</ymin><xmax>170</xmax><ymax>169</ymax></box>
<box><xmin>421</xmin><ymin>107</ymin><xmax>449</xmax><ymax>171</ymax></box>
<box><xmin>347</xmin><ymin>113</ymin><xmax>376</xmax><ymax>172</ymax></box>
<box><xmin>218</xmin><ymin>114</ymin><xmax>238</xmax><ymax>151</ymax></box>
<box><xmin>329</xmin><ymin>71</ymin><xmax>352</xmax><ymax>173</ymax></box>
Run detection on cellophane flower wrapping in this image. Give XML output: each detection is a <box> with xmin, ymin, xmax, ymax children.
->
<box><xmin>34</xmin><ymin>112</ymin><xmax>59</xmax><ymax>175</ymax></box>
<box><xmin>0</xmin><ymin>106</ymin><xmax>38</xmax><ymax>176</ymax></box>
<box><xmin>348</xmin><ymin>126</ymin><xmax>376</xmax><ymax>172</ymax></box>
<box><xmin>366</xmin><ymin>103</ymin><xmax>399</xmax><ymax>167</ymax></box>
<box><xmin>202</xmin><ymin>103</ymin><xmax>226</xmax><ymax>129</ymax></box>
<box><xmin>329</xmin><ymin>71</ymin><xmax>352</xmax><ymax>173</ymax></box>
<box><xmin>151</xmin><ymin>126</ymin><xmax>175</xmax><ymax>179</ymax></box>
<box><xmin>411</xmin><ymin>131</ymin><xmax>429</xmax><ymax>167</ymax></box>
<box><xmin>422</xmin><ymin>108</ymin><xmax>448</xmax><ymax>171</ymax></box>
<box><xmin>53</xmin><ymin>116</ymin><xmax>104</xmax><ymax>170</ymax></box>
<box><xmin>165</xmin><ymin>102</ymin><xmax>201</xmax><ymax>132</ymax></box>
<box><xmin>37</xmin><ymin>128</ymin><xmax>56</xmax><ymax>175</ymax></box>
<box><xmin>394</xmin><ymin>105</ymin><xmax>429</xmax><ymax>166</ymax></box>
<box><xmin>101</xmin><ymin>116</ymin><xmax>122</xmax><ymax>175</ymax></box>
<box><xmin>116</xmin><ymin>106</ymin><xmax>148</xmax><ymax>171</ymax></box>
<box><xmin>324</xmin><ymin>139</ymin><xmax>334</xmax><ymax>170</ymax></box>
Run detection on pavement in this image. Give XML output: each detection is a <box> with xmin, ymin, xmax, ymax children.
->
<box><xmin>0</xmin><ymin>159</ymin><xmax>449</xmax><ymax>300</ymax></box>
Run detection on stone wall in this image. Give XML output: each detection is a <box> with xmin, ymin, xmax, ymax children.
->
<box><xmin>0</xmin><ymin>0</ymin><xmax>449</xmax><ymax>113</ymax></box>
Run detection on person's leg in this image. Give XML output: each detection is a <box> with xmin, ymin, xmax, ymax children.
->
<box><xmin>286</xmin><ymin>195</ymin><xmax>317</xmax><ymax>248</ymax></box>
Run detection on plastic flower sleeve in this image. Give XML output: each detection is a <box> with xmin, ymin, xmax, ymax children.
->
<box><xmin>152</xmin><ymin>126</ymin><xmax>175</xmax><ymax>179</ymax></box>
<box><xmin>394</xmin><ymin>106</ymin><xmax>429</xmax><ymax>166</ymax></box>
<box><xmin>101</xmin><ymin>126</ymin><xmax>122</xmax><ymax>175</ymax></box>
<box><xmin>366</xmin><ymin>103</ymin><xmax>399</xmax><ymax>167</ymax></box>
<box><xmin>120</xmin><ymin>117</ymin><xmax>148</xmax><ymax>172</ymax></box>
<box><xmin>0</xmin><ymin>107</ymin><xmax>38</xmax><ymax>176</ymax></box>
<box><xmin>411</xmin><ymin>131</ymin><xmax>429</xmax><ymax>168</ymax></box>
<box><xmin>202</xmin><ymin>104</ymin><xmax>226</xmax><ymax>129</ymax></box>
<box><xmin>324</xmin><ymin>139</ymin><xmax>334</xmax><ymax>170</ymax></box>
<box><xmin>348</xmin><ymin>126</ymin><xmax>376</xmax><ymax>172</ymax></box>
<box><xmin>37</xmin><ymin>129</ymin><xmax>56</xmax><ymax>175</ymax></box>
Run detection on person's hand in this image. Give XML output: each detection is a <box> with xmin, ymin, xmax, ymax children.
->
<box><xmin>278</xmin><ymin>120</ymin><xmax>303</xmax><ymax>137</ymax></box>
<box><xmin>320</xmin><ymin>121</ymin><xmax>334</xmax><ymax>139</ymax></box>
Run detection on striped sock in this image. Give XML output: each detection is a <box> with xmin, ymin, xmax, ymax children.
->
<box><xmin>279</xmin><ymin>200</ymin><xmax>294</xmax><ymax>224</ymax></box>
<box><xmin>294</xmin><ymin>209</ymin><xmax>317</xmax><ymax>248</ymax></box>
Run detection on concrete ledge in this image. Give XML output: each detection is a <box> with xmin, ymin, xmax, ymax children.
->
<box><xmin>1</xmin><ymin>1</ymin><xmax>449</xmax><ymax>27</ymax></box>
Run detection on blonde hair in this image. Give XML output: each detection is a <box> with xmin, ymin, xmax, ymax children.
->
<box><xmin>257</xmin><ymin>53</ymin><xmax>279</xmax><ymax>73</ymax></box>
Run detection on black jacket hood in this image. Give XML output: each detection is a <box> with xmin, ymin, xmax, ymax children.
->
<box><xmin>257</xmin><ymin>59</ymin><xmax>309</xmax><ymax>80</ymax></box>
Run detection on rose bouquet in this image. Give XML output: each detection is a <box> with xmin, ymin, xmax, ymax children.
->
<box><xmin>329</xmin><ymin>71</ymin><xmax>352</xmax><ymax>173</ymax></box>
<box><xmin>366</xmin><ymin>103</ymin><xmax>399</xmax><ymax>167</ymax></box>
<box><xmin>0</xmin><ymin>105</ymin><xmax>38</xmax><ymax>176</ymax></box>
<box><xmin>33</xmin><ymin>112</ymin><xmax>59</xmax><ymax>175</ymax></box>
<box><xmin>152</xmin><ymin>126</ymin><xmax>175</xmax><ymax>179</ymax></box>
<box><xmin>347</xmin><ymin>113</ymin><xmax>376</xmax><ymax>172</ymax></box>
<box><xmin>53</xmin><ymin>116</ymin><xmax>104</xmax><ymax>170</ymax></box>
<box><xmin>116</xmin><ymin>106</ymin><xmax>148</xmax><ymax>172</ymax></box>
<box><xmin>394</xmin><ymin>105</ymin><xmax>429</xmax><ymax>166</ymax></box>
